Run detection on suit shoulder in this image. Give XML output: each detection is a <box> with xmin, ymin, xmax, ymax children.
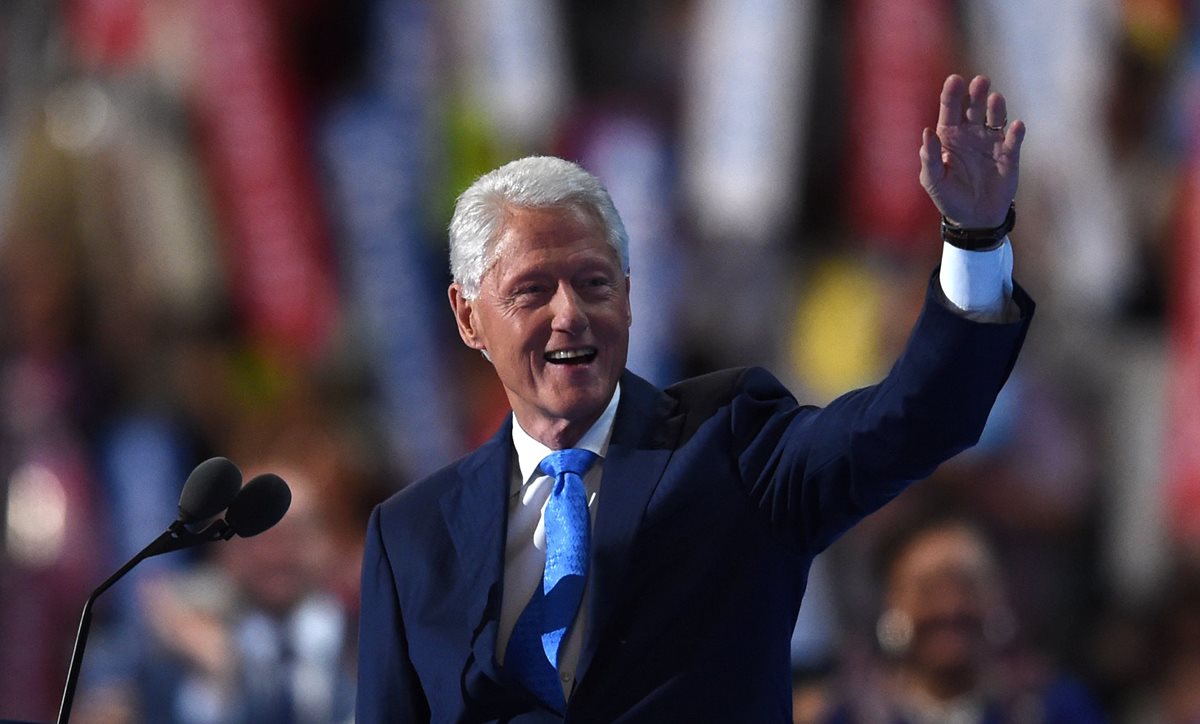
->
<box><xmin>664</xmin><ymin>367</ymin><xmax>797</xmax><ymax>440</ymax></box>
<box><xmin>374</xmin><ymin>446</ymin><xmax>485</xmax><ymax>523</ymax></box>
<box><xmin>665</xmin><ymin>366</ymin><xmax>793</xmax><ymax>407</ymax></box>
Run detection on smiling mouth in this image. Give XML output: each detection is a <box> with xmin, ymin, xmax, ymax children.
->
<box><xmin>545</xmin><ymin>347</ymin><xmax>598</xmax><ymax>365</ymax></box>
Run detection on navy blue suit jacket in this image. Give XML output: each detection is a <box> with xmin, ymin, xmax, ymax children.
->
<box><xmin>357</xmin><ymin>278</ymin><xmax>1034</xmax><ymax>722</ymax></box>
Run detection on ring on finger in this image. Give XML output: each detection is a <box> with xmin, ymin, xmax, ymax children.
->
<box><xmin>985</xmin><ymin>119</ymin><xmax>1007</xmax><ymax>132</ymax></box>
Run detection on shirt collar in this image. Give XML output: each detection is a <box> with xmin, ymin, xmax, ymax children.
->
<box><xmin>510</xmin><ymin>383</ymin><xmax>621</xmax><ymax>492</ymax></box>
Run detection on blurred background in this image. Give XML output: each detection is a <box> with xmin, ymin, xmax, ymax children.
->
<box><xmin>0</xmin><ymin>0</ymin><xmax>1195</xmax><ymax>721</ymax></box>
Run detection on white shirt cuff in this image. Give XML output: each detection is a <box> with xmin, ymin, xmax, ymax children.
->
<box><xmin>938</xmin><ymin>237</ymin><xmax>1014</xmax><ymax>321</ymax></box>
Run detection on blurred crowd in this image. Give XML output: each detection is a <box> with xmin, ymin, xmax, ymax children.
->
<box><xmin>0</xmin><ymin>0</ymin><xmax>1197</xmax><ymax>722</ymax></box>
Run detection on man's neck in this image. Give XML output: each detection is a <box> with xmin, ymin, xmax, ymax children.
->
<box><xmin>511</xmin><ymin>386</ymin><xmax>621</xmax><ymax>490</ymax></box>
<box><xmin>511</xmin><ymin>385</ymin><xmax>622</xmax><ymax>452</ymax></box>
<box><xmin>520</xmin><ymin>416</ymin><xmax>597</xmax><ymax>450</ymax></box>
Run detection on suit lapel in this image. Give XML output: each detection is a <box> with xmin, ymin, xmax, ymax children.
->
<box><xmin>577</xmin><ymin>371</ymin><xmax>681</xmax><ymax>681</ymax></box>
<box><xmin>439</xmin><ymin>418</ymin><xmax>513</xmax><ymax>684</ymax></box>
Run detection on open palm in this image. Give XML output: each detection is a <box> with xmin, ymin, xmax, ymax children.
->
<box><xmin>919</xmin><ymin>74</ymin><xmax>1025</xmax><ymax>229</ymax></box>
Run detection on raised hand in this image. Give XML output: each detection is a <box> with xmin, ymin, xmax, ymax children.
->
<box><xmin>919</xmin><ymin>74</ymin><xmax>1025</xmax><ymax>229</ymax></box>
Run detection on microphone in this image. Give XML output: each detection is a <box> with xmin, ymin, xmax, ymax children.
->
<box><xmin>56</xmin><ymin>459</ymin><xmax>292</xmax><ymax>724</ymax></box>
<box><xmin>225</xmin><ymin>473</ymin><xmax>291</xmax><ymax>538</ymax></box>
<box><xmin>177</xmin><ymin>456</ymin><xmax>243</xmax><ymax>524</ymax></box>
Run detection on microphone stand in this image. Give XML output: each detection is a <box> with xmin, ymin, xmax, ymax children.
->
<box><xmin>56</xmin><ymin>519</ymin><xmax>234</xmax><ymax>724</ymax></box>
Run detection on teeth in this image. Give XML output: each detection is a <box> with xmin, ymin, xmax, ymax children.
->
<box><xmin>546</xmin><ymin>348</ymin><xmax>594</xmax><ymax>360</ymax></box>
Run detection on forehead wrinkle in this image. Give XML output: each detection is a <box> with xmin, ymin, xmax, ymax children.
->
<box><xmin>485</xmin><ymin>205</ymin><xmax>616</xmax><ymax>287</ymax></box>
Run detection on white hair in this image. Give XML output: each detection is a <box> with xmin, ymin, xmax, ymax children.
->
<box><xmin>448</xmin><ymin>156</ymin><xmax>630</xmax><ymax>299</ymax></box>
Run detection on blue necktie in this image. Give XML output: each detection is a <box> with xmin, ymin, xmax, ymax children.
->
<box><xmin>507</xmin><ymin>448</ymin><xmax>598</xmax><ymax>711</ymax></box>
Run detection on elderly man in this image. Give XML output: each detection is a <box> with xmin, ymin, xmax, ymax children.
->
<box><xmin>357</xmin><ymin>74</ymin><xmax>1033</xmax><ymax>722</ymax></box>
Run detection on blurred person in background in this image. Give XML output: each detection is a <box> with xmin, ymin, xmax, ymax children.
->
<box><xmin>72</xmin><ymin>463</ymin><xmax>357</xmax><ymax>724</ymax></box>
<box><xmin>1112</xmin><ymin>563</ymin><xmax>1200</xmax><ymax>722</ymax></box>
<box><xmin>820</xmin><ymin>511</ymin><xmax>1105</xmax><ymax>723</ymax></box>
<box><xmin>1142</xmin><ymin>579</ymin><xmax>1200</xmax><ymax>722</ymax></box>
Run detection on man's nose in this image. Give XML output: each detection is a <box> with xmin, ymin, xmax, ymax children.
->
<box><xmin>550</xmin><ymin>283</ymin><xmax>589</xmax><ymax>334</ymax></box>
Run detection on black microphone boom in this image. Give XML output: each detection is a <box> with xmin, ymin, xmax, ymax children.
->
<box><xmin>56</xmin><ymin>459</ymin><xmax>292</xmax><ymax>724</ymax></box>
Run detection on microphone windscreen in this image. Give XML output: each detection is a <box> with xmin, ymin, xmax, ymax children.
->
<box><xmin>225</xmin><ymin>473</ymin><xmax>291</xmax><ymax>537</ymax></box>
<box><xmin>178</xmin><ymin>457</ymin><xmax>243</xmax><ymax>523</ymax></box>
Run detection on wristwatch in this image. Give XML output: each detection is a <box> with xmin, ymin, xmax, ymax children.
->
<box><xmin>940</xmin><ymin>203</ymin><xmax>1016</xmax><ymax>251</ymax></box>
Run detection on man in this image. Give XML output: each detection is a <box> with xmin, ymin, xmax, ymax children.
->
<box><xmin>357</xmin><ymin>74</ymin><xmax>1033</xmax><ymax>721</ymax></box>
<box><xmin>822</xmin><ymin>512</ymin><xmax>1105</xmax><ymax>723</ymax></box>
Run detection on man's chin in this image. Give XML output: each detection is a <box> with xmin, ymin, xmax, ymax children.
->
<box><xmin>542</xmin><ymin>383</ymin><xmax>616</xmax><ymax>423</ymax></box>
<box><xmin>552</xmin><ymin>394</ymin><xmax>611</xmax><ymax>424</ymax></box>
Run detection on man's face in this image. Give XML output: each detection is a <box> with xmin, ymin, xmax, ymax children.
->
<box><xmin>886</xmin><ymin>526</ymin><xmax>997</xmax><ymax>678</ymax></box>
<box><xmin>449</xmin><ymin>205</ymin><xmax>631</xmax><ymax>445</ymax></box>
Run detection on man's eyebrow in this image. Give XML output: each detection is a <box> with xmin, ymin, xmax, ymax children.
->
<box><xmin>494</xmin><ymin>269</ymin><xmax>550</xmax><ymax>295</ymax></box>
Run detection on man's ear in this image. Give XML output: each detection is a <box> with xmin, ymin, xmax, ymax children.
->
<box><xmin>448</xmin><ymin>283</ymin><xmax>486</xmax><ymax>352</ymax></box>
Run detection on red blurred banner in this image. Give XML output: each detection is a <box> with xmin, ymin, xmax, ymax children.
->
<box><xmin>1167</xmin><ymin>151</ymin><xmax>1200</xmax><ymax>543</ymax></box>
<box><xmin>65</xmin><ymin>0</ymin><xmax>145</xmax><ymax>69</ymax></box>
<box><xmin>192</xmin><ymin>0</ymin><xmax>338</xmax><ymax>359</ymax></box>
<box><xmin>843</xmin><ymin>0</ymin><xmax>953</xmax><ymax>256</ymax></box>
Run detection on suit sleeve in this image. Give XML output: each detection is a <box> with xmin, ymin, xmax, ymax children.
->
<box><xmin>356</xmin><ymin>505</ymin><xmax>431</xmax><ymax>723</ymax></box>
<box><xmin>730</xmin><ymin>273</ymin><xmax>1034</xmax><ymax>553</ymax></box>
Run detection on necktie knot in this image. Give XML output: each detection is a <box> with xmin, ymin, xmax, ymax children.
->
<box><xmin>539</xmin><ymin>448</ymin><xmax>599</xmax><ymax>482</ymax></box>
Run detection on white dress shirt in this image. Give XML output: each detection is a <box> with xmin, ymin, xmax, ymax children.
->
<box><xmin>939</xmin><ymin>237</ymin><xmax>1015</xmax><ymax>321</ymax></box>
<box><xmin>494</xmin><ymin>239</ymin><xmax>1013</xmax><ymax>701</ymax></box>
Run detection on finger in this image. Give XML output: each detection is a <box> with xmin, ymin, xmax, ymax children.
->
<box><xmin>1000</xmin><ymin>119</ymin><xmax>1026</xmax><ymax>169</ymax></box>
<box><xmin>918</xmin><ymin>127</ymin><xmax>944</xmax><ymax>188</ymax></box>
<box><xmin>986</xmin><ymin>92</ymin><xmax>1007</xmax><ymax>130</ymax></box>
<box><xmin>937</xmin><ymin>74</ymin><xmax>967</xmax><ymax>128</ymax></box>
<box><xmin>965</xmin><ymin>75</ymin><xmax>990</xmax><ymax>125</ymax></box>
